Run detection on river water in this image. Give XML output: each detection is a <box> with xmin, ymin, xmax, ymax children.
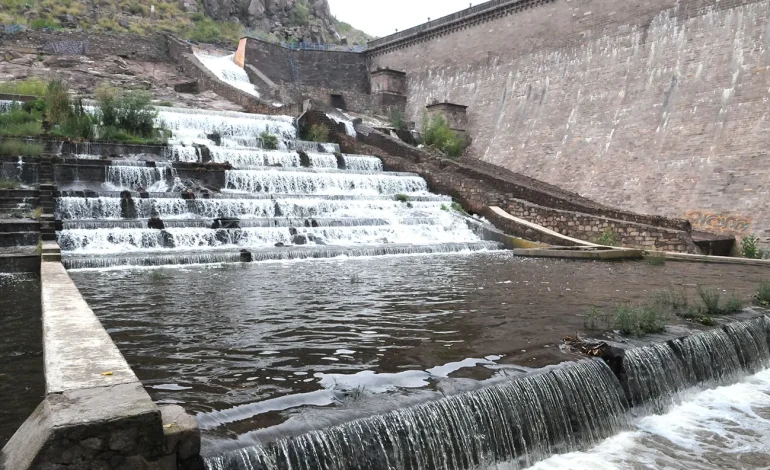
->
<box><xmin>70</xmin><ymin>253</ymin><xmax>770</xmax><ymax>457</ymax></box>
<box><xmin>0</xmin><ymin>273</ymin><xmax>43</xmax><ymax>448</ymax></box>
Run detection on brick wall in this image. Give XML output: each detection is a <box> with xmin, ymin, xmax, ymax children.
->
<box><xmin>369</xmin><ymin>0</ymin><xmax>770</xmax><ymax>245</ymax></box>
<box><xmin>0</xmin><ymin>30</ymin><xmax>169</xmax><ymax>61</ymax></box>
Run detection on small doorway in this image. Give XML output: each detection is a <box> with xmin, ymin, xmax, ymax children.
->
<box><xmin>330</xmin><ymin>94</ymin><xmax>347</xmax><ymax>110</ymax></box>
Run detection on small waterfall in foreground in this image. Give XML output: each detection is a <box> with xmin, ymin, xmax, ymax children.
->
<box><xmin>621</xmin><ymin>316</ymin><xmax>770</xmax><ymax>410</ymax></box>
<box><xmin>201</xmin><ymin>316</ymin><xmax>770</xmax><ymax>470</ymax></box>
<box><xmin>224</xmin><ymin>171</ymin><xmax>429</xmax><ymax>195</ymax></box>
<box><xmin>195</xmin><ymin>53</ymin><xmax>259</xmax><ymax>97</ymax></box>
<box><xmin>205</xmin><ymin>360</ymin><xmax>629</xmax><ymax>470</ymax></box>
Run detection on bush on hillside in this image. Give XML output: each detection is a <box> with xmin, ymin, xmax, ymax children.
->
<box><xmin>260</xmin><ymin>131</ymin><xmax>279</xmax><ymax>150</ymax></box>
<box><xmin>291</xmin><ymin>1</ymin><xmax>311</xmax><ymax>27</ymax></box>
<box><xmin>307</xmin><ymin>124</ymin><xmax>330</xmax><ymax>143</ymax></box>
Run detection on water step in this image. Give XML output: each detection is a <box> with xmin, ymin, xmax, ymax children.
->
<box><xmin>56</xmin><ymin>191</ymin><xmax>449</xmax><ymax>202</ymax></box>
<box><xmin>61</xmin><ymin>241</ymin><xmax>504</xmax><ymax>269</ymax></box>
<box><xmin>61</xmin><ymin>217</ymin><xmax>441</xmax><ymax>230</ymax></box>
<box><xmin>0</xmin><ymin>232</ymin><xmax>39</xmax><ymax>247</ymax></box>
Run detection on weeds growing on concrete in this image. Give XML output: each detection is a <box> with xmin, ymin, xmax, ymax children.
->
<box><xmin>307</xmin><ymin>124</ymin><xmax>330</xmax><ymax>143</ymax></box>
<box><xmin>646</xmin><ymin>254</ymin><xmax>666</xmax><ymax>266</ymax></box>
<box><xmin>598</xmin><ymin>229</ymin><xmax>619</xmax><ymax>246</ymax></box>
<box><xmin>450</xmin><ymin>201</ymin><xmax>467</xmax><ymax>215</ymax></box>
<box><xmin>0</xmin><ymin>178</ymin><xmax>20</xmax><ymax>189</ymax></box>
<box><xmin>260</xmin><ymin>131</ymin><xmax>279</xmax><ymax>150</ymax></box>
<box><xmin>0</xmin><ymin>141</ymin><xmax>44</xmax><ymax>157</ymax></box>
<box><xmin>29</xmin><ymin>207</ymin><xmax>43</xmax><ymax>220</ymax></box>
<box><xmin>755</xmin><ymin>281</ymin><xmax>770</xmax><ymax>306</ymax></box>
<box><xmin>614</xmin><ymin>303</ymin><xmax>668</xmax><ymax>336</ymax></box>
<box><xmin>421</xmin><ymin>114</ymin><xmax>464</xmax><ymax>159</ymax></box>
<box><xmin>741</xmin><ymin>234</ymin><xmax>766</xmax><ymax>259</ymax></box>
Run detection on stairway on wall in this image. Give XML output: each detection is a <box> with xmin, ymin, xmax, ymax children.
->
<box><xmin>54</xmin><ymin>106</ymin><xmax>501</xmax><ymax>269</ymax></box>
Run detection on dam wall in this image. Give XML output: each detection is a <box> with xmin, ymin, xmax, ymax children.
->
<box><xmin>368</xmin><ymin>0</ymin><xmax>770</xmax><ymax>244</ymax></box>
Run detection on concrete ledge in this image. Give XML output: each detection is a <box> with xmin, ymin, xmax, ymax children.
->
<box><xmin>647</xmin><ymin>250</ymin><xmax>770</xmax><ymax>266</ymax></box>
<box><xmin>0</xmin><ymin>253</ymin><xmax>39</xmax><ymax>273</ymax></box>
<box><xmin>0</xmin><ymin>261</ymin><xmax>202</xmax><ymax>469</ymax></box>
<box><xmin>488</xmin><ymin>206</ymin><xmax>600</xmax><ymax>247</ymax></box>
<box><xmin>515</xmin><ymin>247</ymin><xmax>644</xmax><ymax>260</ymax></box>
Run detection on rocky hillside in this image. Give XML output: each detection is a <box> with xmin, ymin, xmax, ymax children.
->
<box><xmin>0</xmin><ymin>0</ymin><xmax>371</xmax><ymax>47</ymax></box>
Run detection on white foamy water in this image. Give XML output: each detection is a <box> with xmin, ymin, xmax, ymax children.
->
<box><xmin>526</xmin><ymin>368</ymin><xmax>770</xmax><ymax>470</ymax></box>
<box><xmin>194</xmin><ymin>53</ymin><xmax>259</xmax><ymax>97</ymax></box>
<box><xmin>224</xmin><ymin>170</ymin><xmax>429</xmax><ymax>195</ymax></box>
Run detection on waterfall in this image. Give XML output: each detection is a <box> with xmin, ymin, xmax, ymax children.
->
<box><xmin>195</xmin><ymin>53</ymin><xmax>260</xmax><ymax>97</ymax></box>
<box><xmin>620</xmin><ymin>316</ymin><xmax>770</xmax><ymax>410</ymax></box>
<box><xmin>209</xmin><ymin>147</ymin><xmax>301</xmax><ymax>168</ymax></box>
<box><xmin>306</xmin><ymin>153</ymin><xmax>339</xmax><ymax>169</ymax></box>
<box><xmin>343</xmin><ymin>155</ymin><xmax>384</xmax><ymax>171</ymax></box>
<box><xmin>205</xmin><ymin>360</ymin><xmax>629</xmax><ymax>470</ymax></box>
<box><xmin>104</xmin><ymin>165</ymin><xmax>170</xmax><ymax>191</ymax></box>
<box><xmin>224</xmin><ymin>170</ymin><xmax>429</xmax><ymax>195</ymax></box>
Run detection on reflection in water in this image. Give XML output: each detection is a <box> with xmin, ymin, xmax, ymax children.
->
<box><xmin>0</xmin><ymin>274</ymin><xmax>43</xmax><ymax>447</ymax></box>
<box><xmin>71</xmin><ymin>253</ymin><xmax>770</xmax><ymax>452</ymax></box>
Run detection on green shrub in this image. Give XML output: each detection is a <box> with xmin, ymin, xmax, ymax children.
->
<box><xmin>45</xmin><ymin>79</ymin><xmax>73</xmax><ymax>126</ymax></box>
<box><xmin>653</xmin><ymin>288</ymin><xmax>689</xmax><ymax>315</ymax></box>
<box><xmin>308</xmin><ymin>124</ymin><xmax>330</xmax><ymax>143</ymax></box>
<box><xmin>598</xmin><ymin>229</ymin><xmax>619</xmax><ymax>246</ymax></box>
<box><xmin>440</xmin><ymin>204</ymin><xmax>448</xmax><ymax>211</ymax></box>
<box><xmin>741</xmin><ymin>234</ymin><xmax>766</xmax><ymax>259</ymax></box>
<box><xmin>260</xmin><ymin>131</ymin><xmax>279</xmax><ymax>150</ymax></box>
<box><xmin>0</xmin><ymin>78</ymin><xmax>49</xmax><ymax>96</ymax></box>
<box><xmin>451</xmin><ymin>201</ymin><xmax>467</xmax><ymax>215</ymax></box>
<box><xmin>95</xmin><ymin>86</ymin><xmax>164</xmax><ymax>141</ymax></box>
<box><xmin>291</xmin><ymin>1</ymin><xmax>311</xmax><ymax>26</ymax></box>
<box><xmin>395</xmin><ymin>194</ymin><xmax>410</xmax><ymax>203</ymax></box>
<box><xmin>695</xmin><ymin>285</ymin><xmax>744</xmax><ymax>316</ymax></box>
<box><xmin>29</xmin><ymin>17</ymin><xmax>60</xmax><ymax>30</ymax></box>
<box><xmin>756</xmin><ymin>281</ymin><xmax>770</xmax><ymax>306</ymax></box>
<box><xmin>389</xmin><ymin>109</ymin><xmax>408</xmax><ymax>131</ymax></box>
<box><xmin>0</xmin><ymin>141</ymin><xmax>43</xmax><ymax>157</ymax></box>
<box><xmin>0</xmin><ymin>103</ymin><xmax>43</xmax><ymax>136</ymax></box>
<box><xmin>422</xmin><ymin>114</ymin><xmax>464</xmax><ymax>158</ymax></box>
<box><xmin>0</xmin><ymin>178</ymin><xmax>20</xmax><ymax>189</ymax></box>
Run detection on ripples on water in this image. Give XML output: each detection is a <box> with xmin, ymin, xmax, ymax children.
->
<box><xmin>70</xmin><ymin>254</ymin><xmax>770</xmax><ymax>455</ymax></box>
<box><xmin>528</xmin><ymin>368</ymin><xmax>770</xmax><ymax>470</ymax></box>
<box><xmin>0</xmin><ymin>274</ymin><xmax>43</xmax><ymax>447</ymax></box>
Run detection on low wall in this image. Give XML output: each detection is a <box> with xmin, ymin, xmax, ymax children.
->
<box><xmin>303</xmin><ymin>111</ymin><xmax>698</xmax><ymax>252</ymax></box>
<box><xmin>0</xmin><ymin>30</ymin><xmax>169</xmax><ymax>62</ymax></box>
<box><xmin>0</xmin><ymin>261</ymin><xmax>202</xmax><ymax>470</ymax></box>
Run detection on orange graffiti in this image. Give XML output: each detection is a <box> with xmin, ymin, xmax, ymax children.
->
<box><xmin>685</xmin><ymin>210</ymin><xmax>752</xmax><ymax>234</ymax></box>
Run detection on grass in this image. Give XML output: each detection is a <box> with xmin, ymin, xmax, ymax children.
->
<box><xmin>450</xmin><ymin>201</ymin><xmax>467</xmax><ymax>215</ymax></box>
<box><xmin>0</xmin><ymin>78</ymin><xmax>49</xmax><ymax>96</ymax></box>
<box><xmin>183</xmin><ymin>16</ymin><xmax>242</xmax><ymax>47</ymax></box>
<box><xmin>0</xmin><ymin>141</ymin><xmax>44</xmax><ymax>157</ymax></box>
<box><xmin>29</xmin><ymin>207</ymin><xmax>43</xmax><ymax>219</ymax></box>
<box><xmin>756</xmin><ymin>281</ymin><xmax>770</xmax><ymax>306</ymax></box>
<box><xmin>614</xmin><ymin>304</ymin><xmax>668</xmax><ymax>336</ymax></box>
<box><xmin>0</xmin><ymin>178</ymin><xmax>21</xmax><ymax>189</ymax></box>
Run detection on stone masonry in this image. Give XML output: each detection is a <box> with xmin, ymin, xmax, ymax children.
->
<box><xmin>368</xmin><ymin>0</ymin><xmax>770</xmax><ymax>246</ymax></box>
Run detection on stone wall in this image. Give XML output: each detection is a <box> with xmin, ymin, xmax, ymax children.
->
<box><xmin>368</xmin><ymin>0</ymin><xmax>770</xmax><ymax>245</ymax></box>
<box><xmin>243</xmin><ymin>38</ymin><xmax>374</xmax><ymax>112</ymax></box>
<box><xmin>305</xmin><ymin>109</ymin><xmax>698</xmax><ymax>252</ymax></box>
<box><xmin>0</xmin><ymin>30</ymin><xmax>169</xmax><ymax>62</ymax></box>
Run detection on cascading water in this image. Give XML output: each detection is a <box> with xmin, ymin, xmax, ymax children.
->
<box><xmin>55</xmin><ymin>106</ymin><xmax>499</xmax><ymax>268</ymax></box>
<box><xmin>195</xmin><ymin>53</ymin><xmax>260</xmax><ymax>97</ymax></box>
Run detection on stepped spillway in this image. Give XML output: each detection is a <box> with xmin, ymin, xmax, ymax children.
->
<box><xmin>56</xmin><ymin>107</ymin><xmax>500</xmax><ymax>268</ymax></box>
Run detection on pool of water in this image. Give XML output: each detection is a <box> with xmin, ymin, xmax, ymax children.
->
<box><xmin>70</xmin><ymin>253</ymin><xmax>770</xmax><ymax>453</ymax></box>
<box><xmin>0</xmin><ymin>273</ymin><xmax>43</xmax><ymax>448</ymax></box>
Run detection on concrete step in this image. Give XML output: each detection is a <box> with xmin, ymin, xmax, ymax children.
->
<box><xmin>0</xmin><ymin>220</ymin><xmax>40</xmax><ymax>232</ymax></box>
<box><xmin>41</xmin><ymin>233</ymin><xmax>57</xmax><ymax>241</ymax></box>
<box><xmin>41</xmin><ymin>253</ymin><xmax>61</xmax><ymax>262</ymax></box>
<box><xmin>0</xmin><ymin>232</ymin><xmax>39</xmax><ymax>247</ymax></box>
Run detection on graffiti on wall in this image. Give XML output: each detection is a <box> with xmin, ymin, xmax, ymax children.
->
<box><xmin>686</xmin><ymin>210</ymin><xmax>752</xmax><ymax>234</ymax></box>
<box><xmin>43</xmin><ymin>40</ymin><xmax>88</xmax><ymax>55</ymax></box>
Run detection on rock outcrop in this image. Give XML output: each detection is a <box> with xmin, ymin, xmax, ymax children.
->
<box><xmin>200</xmin><ymin>0</ymin><xmax>340</xmax><ymax>44</ymax></box>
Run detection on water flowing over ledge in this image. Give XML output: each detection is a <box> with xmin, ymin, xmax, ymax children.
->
<box><xmin>203</xmin><ymin>315</ymin><xmax>770</xmax><ymax>470</ymax></box>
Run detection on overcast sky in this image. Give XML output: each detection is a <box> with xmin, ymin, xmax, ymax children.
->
<box><xmin>327</xmin><ymin>0</ymin><xmax>480</xmax><ymax>38</ymax></box>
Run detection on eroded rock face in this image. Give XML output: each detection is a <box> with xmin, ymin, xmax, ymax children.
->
<box><xmin>201</xmin><ymin>0</ymin><xmax>337</xmax><ymax>43</ymax></box>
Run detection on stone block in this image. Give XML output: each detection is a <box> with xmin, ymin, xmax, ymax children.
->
<box><xmin>160</xmin><ymin>405</ymin><xmax>202</xmax><ymax>465</ymax></box>
<box><xmin>173</xmin><ymin>80</ymin><xmax>200</xmax><ymax>94</ymax></box>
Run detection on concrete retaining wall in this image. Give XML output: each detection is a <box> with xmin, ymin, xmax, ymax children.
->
<box><xmin>0</xmin><ymin>30</ymin><xmax>169</xmax><ymax>62</ymax></box>
<box><xmin>0</xmin><ymin>261</ymin><xmax>202</xmax><ymax>470</ymax></box>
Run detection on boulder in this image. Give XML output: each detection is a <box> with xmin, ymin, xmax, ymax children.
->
<box><xmin>292</xmin><ymin>234</ymin><xmax>308</xmax><ymax>245</ymax></box>
<box><xmin>240</xmin><ymin>249</ymin><xmax>253</xmax><ymax>262</ymax></box>
<box><xmin>148</xmin><ymin>217</ymin><xmax>165</xmax><ymax>230</ymax></box>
